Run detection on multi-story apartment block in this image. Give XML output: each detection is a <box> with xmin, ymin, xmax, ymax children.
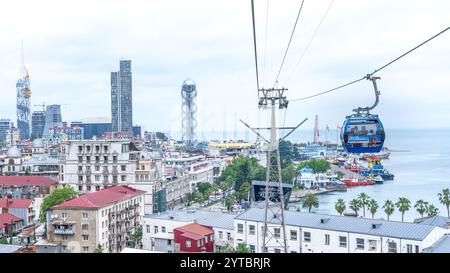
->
<box><xmin>234</xmin><ymin>207</ymin><xmax>449</xmax><ymax>253</ymax></box>
<box><xmin>0</xmin><ymin>198</ymin><xmax>35</xmax><ymax>226</ymax></box>
<box><xmin>47</xmin><ymin>185</ymin><xmax>144</xmax><ymax>253</ymax></box>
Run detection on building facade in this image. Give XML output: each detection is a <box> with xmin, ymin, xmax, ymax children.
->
<box><xmin>111</xmin><ymin>60</ymin><xmax>133</xmax><ymax>133</ymax></box>
<box><xmin>181</xmin><ymin>79</ymin><xmax>197</xmax><ymax>147</ymax></box>
<box><xmin>31</xmin><ymin>111</ymin><xmax>46</xmax><ymax>139</ymax></box>
<box><xmin>0</xmin><ymin>119</ymin><xmax>11</xmax><ymax>146</ymax></box>
<box><xmin>43</xmin><ymin>105</ymin><xmax>63</xmax><ymax>138</ymax></box>
<box><xmin>47</xmin><ymin>185</ymin><xmax>145</xmax><ymax>253</ymax></box>
<box><xmin>16</xmin><ymin>66</ymin><xmax>31</xmax><ymax>141</ymax></box>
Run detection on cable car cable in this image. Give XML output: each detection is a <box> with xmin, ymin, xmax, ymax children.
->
<box><xmin>273</xmin><ymin>0</ymin><xmax>306</xmax><ymax>88</ymax></box>
<box><xmin>251</xmin><ymin>0</ymin><xmax>260</xmax><ymax>94</ymax></box>
<box><xmin>290</xmin><ymin>25</ymin><xmax>450</xmax><ymax>102</ymax></box>
<box><xmin>262</xmin><ymin>0</ymin><xmax>270</xmax><ymax>87</ymax></box>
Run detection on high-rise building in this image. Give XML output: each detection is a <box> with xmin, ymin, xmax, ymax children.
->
<box><xmin>111</xmin><ymin>60</ymin><xmax>133</xmax><ymax>133</ymax></box>
<box><xmin>6</xmin><ymin>123</ymin><xmax>20</xmax><ymax>147</ymax></box>
<box><xmin>181</xmin><ymin>79</ymin><xmax>197</xmax><ymax>147</ymax></box>
<box><xmin>31</xmin><ymin>111</ymin><xmax>46</xmax><ymax>139</ymax></box>
<box><xmin>43</xmin><ymin>105</ymin><xmax>63</xmax><ymax>138</ymax></box>
<box><xmin>314</xmin><ymin>114</ymin><xmax>320</xmax><ymax>144</ymax></box>
<box><xmin>16</xmin><ymin>44</ymin><xmax>31</xmax><ymax>140</ymax></box>
<box><xmin>132</xmin><ymin>125</ymin><xmax>141</xmax><ymax>137</ymax></box>
<box><xmin>0</xmin><ymin>119</ymin><xmax>11</xmax><ymax>146</ymax></box>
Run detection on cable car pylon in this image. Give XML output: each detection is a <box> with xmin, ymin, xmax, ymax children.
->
<box><xmin>241</xmin><ymin>87</ymin><xmax>307</xmax><ymax>253</ymax></box>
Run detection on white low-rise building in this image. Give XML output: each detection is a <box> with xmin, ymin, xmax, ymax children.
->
<box><xmin>234</xmin><ymin>207</ymin><xmax>448</xmax><ymax>253</ymax></box>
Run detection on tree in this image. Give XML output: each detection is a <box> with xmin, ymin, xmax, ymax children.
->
<box><xmin>0</xmin><ymin>237</ymin><xmax>8</xmax><ymax>244</ymax></box>
<box><xmin>335</xmin><ymin>198</ymin><xmax>346</xmax><ymax>216</ymax></box>
<box><xmin>382</xmin><ymin>200</ymin><xmax>395</xmax><ymax>220</ymax></box>
<box><xmin>128</xmin><ymin>226</ymin><xmax>142</xmax><ymax>248</ymax></box>
<box><xmin>281</xmin><ymin>164</ymin><xmax>297</xmax><ymax>184</ymax></box>
<box><xmin>196</xmin><ymin>182</ymin><xmax>212</xmax><ymax>196</ymax></box>
<box><xmin>235</xmin><ymin>243</ymin><xmax>250</xmax><ymax>253</ymax></box>
<box><xmin>368</xmin><ymin>199</ymin><xmax>379</xmax><ymax>219</ymax></box>
<box><xmin>438</xmin><ymin>188</ymin><xmax>450</xmax><ymax>218</ymax></box>
<box><xmin>395</xmin><ymin>197</ymin><xmax>411</xmax><ymax>222</ymax></box>
<box><xmin>24</xmin><ymin>169</ymin><xmax>31</xmax><ymax>176</ymax></box>
<box><xmin>349</xmin><ymin>199</ymin><xmax>361</xmax><ymax>216</ymax></box>
<box><xmin>426</xmin><ymin>204</ymin><xmax>439</xmax><ymax>217</ymax></box>
<box><xmin>237</xmin><ymin>182</ymin><xmax>251</xmax><ymax>201</ymax></box>
<box><xmin>155</xmin><ymin>132</ymin><xmax>167</xmax><ymax>141</ymax></box>
<box><xmin>194</xmin><ymin>192</ymin><xmax>206</xmax><ymax>204</ymax></box>
<box><xmin>297</xmin><ymin>159</ymin><xmax>330</xmax><ymax>174</ymax></box>
<box><xmin>219</xmin><ymin>155</ymin><xmax>264</xmax><ymax>192</ymax></box>
<box><xmin>39</xmin><ymin>187</ymin><xmax>78</xmax><ymax>222</ymax></box>
<box><xmin>336</xmin><ymin>171</ymin><xmax>345</xmax><ymax>180</ymax></box>
<box><xmin>414</xmin><ymin>199</ymin><xmax>427</xmax><ymax>218</ymax></box>
<box><xmin>94</xmin><ymin>244</ymin><xmax>104</xmax><ymax>253</ymax></box>
<box><xmin>302</xmin><ymin>193</ymin><xmax>319</xmax><ymax>213</ymax></box>
<box><xmin>224</xmin><ymin>196</ymin><xmax>236</xmax><ymax>212</ymax></box>
<box><xmin>357</xmin><ymin>193</ymin><xmax>370</xmax><ymax>218</ymax></box>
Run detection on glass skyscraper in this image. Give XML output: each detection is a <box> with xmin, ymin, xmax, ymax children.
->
<box><xmin>111</xmin><ymin>60</ymin><xmax>133</xmax><ymax>133</ymax></box>
<box><xmin>43</xmin><ymin>104</ymin><xmax>63</xmax><ymax>138</ymax></box>
<box><xmin>31</xmin><ymin>111</ymin><xmax>46</xmax><ymax>139</ymax></box>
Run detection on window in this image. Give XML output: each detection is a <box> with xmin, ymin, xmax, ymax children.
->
<box><xmin>104</xmin><ymin>156</ymin><xmax>108</xmax><ymax>163</ymax></box>
<box><xmin>407</xmin><ymin>244</ymin><xmax>413</xmax><ymax>253</ymax></box>
<box><xmin>325</xmin><ymin>234</ymin><xmax>330</xmax><ymax>245</ymax></box>
<box><xmin>339</xmin><ymin>236</ymin><xmax>347</xmax><ymax>248</ymax></box>
<box><xmin>237</xmin><ymin>223</ymin><xmax>244</xmax><ymax>234</ymax></box>
<box><xmin>95</xmin><ymin>165</ymin><xmax>100</xmax><ymax>171</ymax></box>
<box><xmin>290</xmin><ymin>230</ymin><xmax>298</xmax><ymax>240</ymax></box>
<box><xmin>78</xmin><ymin>156</ymin><xmax>82</xmax><ymax>163</ymax></box>
<box><xmin>388</xmin><ymin>241</ymin><xmax>397</xmax><ymax>253</ymax></box>
<box><xmin>356</xmin><ymin>238</ymin><xmax>365</xmax><ymax>250</ymax></box>
<box><xmin>95</xmin><ymin>156</ymin><xmax>100</xmax><ymax>163</ymax></box>
<box><xmin>86</xmin><ymin>156</ymin><xmax>91</xmax><ymax>163</ymax></box>
<box><xmin>121</xmin><ymin>175</ymin><xmax>126</xmax><ymax>182</ymax></box>
<box><xmin>304</xmin><ymin>232</ymin><xmax>311</xmax><ymax>242</ymax></box>
<box><xmin>162</xmin><ymin>226</ymin><xmax>166</xmax><ymax>233</ymax></box>
<box><xmin>146</xmin><ymin>225</ymin><xmax>150</xmax><ymax>233</ymax></box>
<box><xmin>78</xmin><ymin>146</ymin><xmax>83</xmax><ymax>153</ymax></box>
<box><xmin>291</xmin><ymin>251</ymin><xmax>297</xmax><ymax>253</ymax></box>
<box><xmin>197</xmin><ymin>240</ymin><xmax>201</xmax><ymax>247</ymax></box>
<box><xmin>219</xmin><ymin>231</ymin><xmax>223</xmax><ymax>239</ymax></box>
<box><xmin>82</xmin><ymin>224</ymin><xmax>89</xmax><ymax>230</ymax></box>
<box><xmin>87</xmin><ymin>185</ymin><xmax>91</xmax><ymax>191</ymax></box>
<box><xmin>121</xmin><ymin>165</ymin><xmax>126</xmax><ymax>171</ymax></box>
<box><xmin>62</xmin><ymin>212</ymin><xmax>68</xmax><ymax>219</ymax></box>
<box><xmin>186</xmin><ymin>240</ymin><xmax>191</xmax><ymax>248</ymax></box>
<box><xmin>113</xmin><ymin>156</ymin><xmax>117</xmax><ymax>163</ymax></box>
<box><xmin>103</xmin><ymin>175</ymin><xmax>108</xmax><ymax>183</ymax></box>
<box><xmin>78</xmin><ymin>185</ymin><xmax>82</xmax><ymax>191</ymax></box>
<box><xmin>168</xmin><ymin>239</ymin><xmax>172</xmax><ymax>246</ymax></box>
<box><xmin>205</xmin><ymin>236</ymin><xmax>208</xmax><ymax>243</ymax></box>
<box><xmin>154</xmin><ymin>226</ymin><xmax>158</xmax><ymax>233</ymax></box>
<box><xmin>249</xmin><ymin>245</ymin><xmax>255</xmax><ymax>253</ymax></box>
<box><xmin>82</xmin><ymin>246</ymin><xmax>89</xmax><ymax>252</ymax></box>
<box><xmin>78</xmin><ymin>166</ymin><xmax>83</xmax><ymax>172</ymax></box>
<box><xmin>82</xmin><ymin>235</ymin><xmax>89</xmax><ymax>241</ymax></box>
<box><xmin>274</xmin><ymin>228</ymin><xmax>281</xmax><ymax>238</ymax></box>
<box><xmin>78</xmin><ymin>176</ymin><xmax>83</xmax><ymax>182</ymax></box>
<box><xmin>249</xmin><ymin>225</ymin><xmax>255</xmax><ymax>235</ymax></box>
<box><xmin>274</xmin><ymin>248</ymin><xmax>281</xmax><ymax>253</ymax></box>
<box><xmin>415</xmin><ymin>245</ymin><xmax>419</xmax><ymax>253</ymax></box>
<box><xmin>113</xmin><ymin>176</ymin><xmax>118</xmax><ymax>183</ymax></box>
<box><xmin>113</xmin><ymin>166</ymin><xmax>118</xmax><ymax>172</ymax></box>
<box><xmin>95</xmin><ymin>175</ymin><xmax>100</xmax><ymax>181</ymax></box>
<box><xmin>369</xmin><ymin>240</ymin><xmax>377</xmax><ymax>251</ymax></box>
<box><xmin>227</xmin><ymin>232</ymin><xmax>231</xmax><ymax>241</ymax></box>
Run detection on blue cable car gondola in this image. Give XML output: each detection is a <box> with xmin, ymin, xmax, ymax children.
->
<box><xmin>341</xmin><ymin>76</ymin><xmax>385</xmax><ymax>154</ymax></box>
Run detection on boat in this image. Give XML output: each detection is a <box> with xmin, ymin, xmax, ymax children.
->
<box><xmin>370</xmin><ymin>175</ymin><xmax>384</xmax><ymax>184</ymax></box>
<box><xmin>360</xmin><ymin>157</ymin><xmax>395</xmax><ymax>181</ymax></box>
<box><xmin>342</xmin><ymin>177</ymin><xmax>375</xmax><ymax>187</ymax></box>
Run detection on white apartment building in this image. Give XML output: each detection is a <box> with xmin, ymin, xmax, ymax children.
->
<box><xmin>47</xmin><ymin>185</ymin><xmax>145</xmax><ymax>253</ymax></box>
<box><xmin>142</xmin><ymin>209</ymin><xmax>235</xmax><ymax>252</ymax></box>
<box><xmin>234</xmin><ymin>207</ymin><xmax>449</xmax><ymax>253</ymax></box>
<box><xmin>163</xmin><ymin>152</ymin><xmax>214</xmax><ymax>191</ymax></box>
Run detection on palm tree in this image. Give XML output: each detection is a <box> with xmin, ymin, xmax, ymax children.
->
<box><xmin>426</xmin><ymin>203</ymin><xmax>439</xmax><ymax>217</ymax></box>
<box><xmin>357</xmin><ymin>192</ymin><xmax>370</xmax><ymax>218</ymax></box>
<box><xmin>335</xmin><ymin>198</ymin><xmax>346</xmax><ymax>216</ymax></box>
<box><xmin>368</xmin><ymin>199</ymin><xmax>379</xmax><ymax>219</ymax></box>
<box><xmin>349</xmin><ymin>199</ymin><xmax>361</xmax><ymax>216</ymax></box>
<box><xmin>302</xmin><ymin>193</ymin><xmax>319</xmax><ymax>213</ymax></box>
<box><xmin>438</xmin><ymin>188</ymin><xmax>450</xmax><ymax>218</ymax></box>
<box><xmin>382</xmin><ymin>200</ymin><xmax>395</xmax><ymax>220</ymax></box>
<box><xmin>414</xmin><ymin>199</ymin><xmax>427</xmax><ymax>218</ymax></box>
<box><xmin>395</xmin><ymin>197</ymin><xmax>411</xmax><ymax>222</ymax></box>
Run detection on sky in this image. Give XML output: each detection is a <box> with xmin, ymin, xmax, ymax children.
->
<box><xmin>0</xmin><ymin>0</ymin><xmax>450</xmax><ymax>140</ymax></box>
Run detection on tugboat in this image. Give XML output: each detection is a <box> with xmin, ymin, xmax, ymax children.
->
<box><xmin>342</xmin><ymin>177</ymin><xmax>376</xmax><ymax>187</ymax></box>
<box><xmin>360</xmin><ymin>157</ymin><xmax>394</xmax><ymax>180</ymax></box>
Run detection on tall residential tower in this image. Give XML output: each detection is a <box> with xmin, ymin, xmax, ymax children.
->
<box><xmin>111</xmin><ymin>60</ymin><xmax>133</xmax><ymax>133</ymax></box>
<box><xmin>16</xmin><ymin>43</ymin><xmax>31</xmax><ymax>140</ymax></box>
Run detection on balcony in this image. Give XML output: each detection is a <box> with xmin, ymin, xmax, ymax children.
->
<box><xmin>54</xmin><ymin>228</ymin><xmax>75</xmax><ymax>235</ymax></box>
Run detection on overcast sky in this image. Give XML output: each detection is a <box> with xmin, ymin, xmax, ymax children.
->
<box><xmin>0</xmin><ymin>0</ymin><xmax>449</xmax><ymax>139</ymax></box>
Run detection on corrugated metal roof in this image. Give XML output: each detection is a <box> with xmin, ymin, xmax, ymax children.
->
<box><xmin>0</xmin><ymin>244</ymin><xmax>21</xmax><ymax>253</ymax></box>
<box><xmin>414</xmin><ymin>215</ymin><xmax>450</xmax><ymax>228</ymax></box>
<box><xmin>145</xmin><ymin>209</ymin><xmax>235</xmax><ymax>230</ymax></box>
<box><xmin>235</xmin><ymin>207</ymin><xmax>438</xmax><ymax>241</ymax></box>
<box><xmin>422</xmin><ymin>234</ymin><xmax>450</xmax><ymax>253</ymax></box>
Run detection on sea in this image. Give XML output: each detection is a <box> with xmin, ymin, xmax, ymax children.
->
<box><xmin>286</xmin><ymin>128</ymin><xmax>450</xmax><ymax>222</ymax></box>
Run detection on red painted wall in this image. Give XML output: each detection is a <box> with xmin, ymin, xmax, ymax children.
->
<box><xmin>174</xmin><ymin>228</ymin><xmax>214</xmax><ymax>253</ymax></box>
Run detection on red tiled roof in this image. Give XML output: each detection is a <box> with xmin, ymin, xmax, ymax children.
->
<box><xmin>0</xmin><ymin>176</ymin><xmax>57</xmax><ymax>187</ymax></box>
<box><xmin>181</xmin><ymin>231</ymin><xmax>204</xmax><ymax>240</ymax></box>
<box><xmin>0</xmin><ymin>199</ymin><xmax>33</xmax><ymax>209</ymax></box>
<box><xmin>52</xmin><ymin>185</ymin><xmax>145</xmax><ymax>210</ymax></box>
<box><xmin>0</xmin><ymin>213</ymin><xmax>23</xmax><ymax>226</ymax></box>
<box><xmin>176</xmin><ymin>223</ymin><xmax>214</xmax><ymax>236</ymax></box>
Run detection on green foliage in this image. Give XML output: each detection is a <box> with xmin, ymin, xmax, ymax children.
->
<box><xmin>216</xmin><ymin>243</ymin><xmax>250</xmax><ymax>253</ymax></box>
<box><xmin>336</xmin><ymin>171</ymin><xmax>345</xmax><ymax>180</ymax></box>
<box><xmin>219</xmin><ymin>155</ymin><xmax>265</xmax><ymax>192</ymax></box>
<box><xmin>281</xmin><ymin>163</ymin><xmax>297</xmax><ymax>184</ymax></box>
<box><xmin>128</xmin><ymin>226</ymin><xmax>142</xmax><ymax>248</ymax></box>
<box><xmin>236</xmin><ymin>182</ymin><xmax>251</xmax><ymax>201</ymax></box>
<box><xmin>0</xmin><ymin>237</ymin><xmax>9</xmax><ymax>244</ymax></box>
<box><xmin>39</xmin><ymin>187</ymin><xmax>78</xmax><ymax>222</ymax></box>
<box><xmin>438</xmin><ymin>188</ymin><xmax>450</xmax><ymax>218</ymax></box>
<box><xmin>23</xmin><ymin>169</ymin><xmax>31</xmax><ymax>176</ymax></box>
<box><xmin>196</xmin><ymin>182</ymin><xmax>212</xmax><ymax>196</ymax></box>
<box><xmin>279</xmin><ymin>140</ymin><xmax>294</xmax><ymax>168</ymax></box>
<box><xmin>224</xmin><ymin>195</ymin><xmax>236</xmax><ymax>212</ymax></box>
<box><xmin>395</xmin><ymin>197</ymin><xmax>411</xmax><ymax>222</ymax></box>
<box><xmin>155</xmin><ymin>132</ymin><xmax>168</xmax><ymax>141</ymax></box>
<box><xmin>335</xmin><ymin>198</ymin><xmax>346</xmax><ymax>216</ymax></box>
<box><xmin>94</xmin><ymin>244</ymin><xmax>104</xmax><ymax>253</ymax></box>
<box><xmin>368</xmin><ymin>199</ymin><xmax>379</xmax><ymax>219</ymax></box>
<box><xmin>357</xmin><ymin>193</ymin><xmax>370</xmax><ymax>218</ymax></box>
<box><xmin>235</xmin><ymin>243</ymin><xmax>251</xmax><ymax>253</ymax></box>
<box><xmin>349</xmin><ymin>199</ymin><xmax>361</xmax><ymax>215</ymax></box>
<box><xmin>302</xmin><ymin>193</ymin><xmax>319</xmax><ymax>213</ymax></box>
<box><xmin>426</xmin><ymin>203</ymin><xmax>439</xmax><ymax>217</ymax></box>
<box><xmin>382</xmin><ymin>200</ymin><xmax>395</xmax><ymax>220</ymax></box>
<box><xmin>414</xmin><ymin>200</ymin><xmax>428</xmax><ymax>218</ymax></box>
<box><xmin>297</xmin><ymin>159</ymin><xmax>330</xmax><ymax>174</ymax></box>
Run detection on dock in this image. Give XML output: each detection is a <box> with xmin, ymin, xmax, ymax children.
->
<box><xmin>289</xmin><ymin>188</ymin><xmax>338</xmax><ymax>203</ymax></box>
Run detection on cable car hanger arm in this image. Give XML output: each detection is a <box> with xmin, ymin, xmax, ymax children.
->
<box><xmin>352</xmin><ymin>75</ymin><xmax>381</xmax><ymax>114</ymax></box>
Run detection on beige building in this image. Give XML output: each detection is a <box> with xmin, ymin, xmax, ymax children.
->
<box><xmin>47</xmin><ymin>185</ymin><xmax>145</xmax><ymax>253</ymax></box>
